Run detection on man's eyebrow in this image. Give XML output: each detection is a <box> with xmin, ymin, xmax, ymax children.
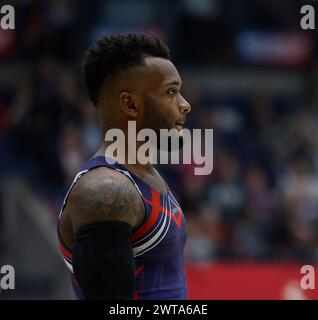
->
<box><xmin>162</xmin><ymin>80</ymin><xmax>181</xmax><ymax>87</ymax></box>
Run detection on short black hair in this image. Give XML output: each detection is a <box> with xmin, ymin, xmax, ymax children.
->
<box><xmin>82</xmin><ymin>34</ymin><xmax>171</xmax><ymax>106</ymax></box>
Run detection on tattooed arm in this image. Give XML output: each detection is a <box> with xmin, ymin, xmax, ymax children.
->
<box><xmin>62</xmin><ymin>167</ymin><xmax>145</xmax><ymax>300</ymax></box>
<box><xmin>68</xmin><ymin>167</ymin><xmax>145</xmax><ymax>233</ymax></box>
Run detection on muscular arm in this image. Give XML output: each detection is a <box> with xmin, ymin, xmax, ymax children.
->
<box><xmin>66</xmin><ymin>167</ymin><xmax>145</xmax><ymax>300</ymax></box>
<box><xmin>69</xmin><ymin>167</ymin><xmax>145</xmax><ymax>232</ymax></box>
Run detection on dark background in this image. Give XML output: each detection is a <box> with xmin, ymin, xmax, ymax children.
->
<box><xmin>1</xmin><ymin>0</ymin><xmax>318</xmax><ymax>299</ymax></box>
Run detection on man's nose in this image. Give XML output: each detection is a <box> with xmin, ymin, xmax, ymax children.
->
<box><xmin>179</xmin><ymin>96</ymin><xmax>191</xmax><ymax>114</ymax></box>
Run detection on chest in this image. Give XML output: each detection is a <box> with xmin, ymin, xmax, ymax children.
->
<box><xmin>130</xmin><ymin>168</ymin><xmax>168</xmax><ymax>195</ymax></box>
<box><xmin>132</xmin><ymin>190</ymin><xmax>187</xmax><ymax>261</ymax></box>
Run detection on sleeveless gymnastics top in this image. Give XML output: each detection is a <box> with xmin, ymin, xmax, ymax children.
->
<box><xmin>57</xmin><ymin>156</ymin><xmax>188</xmax><ymax>300</ymax></box>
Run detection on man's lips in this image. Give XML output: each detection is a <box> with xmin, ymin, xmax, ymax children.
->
<box><xmin>175</xmin><ymin>120</ymin><xmax>186</xmax><ymax>131</ymax></box>
<box><xmin>175</xmin><ymin>118</ymin><xmax>186</xmax><ymax>127</ymax></box>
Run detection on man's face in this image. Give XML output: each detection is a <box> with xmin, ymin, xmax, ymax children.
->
<box><xmin>140</xmin><ymin>56</ymin><xmax>191</xmax><ymax>135</ymax></box>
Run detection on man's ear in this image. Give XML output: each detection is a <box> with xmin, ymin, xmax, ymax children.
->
<box><xmin>119</xmin><ymin>91</ymin><xmax>143</xmax><ymax>118</ymax></box>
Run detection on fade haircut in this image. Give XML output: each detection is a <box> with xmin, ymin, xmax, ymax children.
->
<box><xmin>82</xmin><ymin>34</ymin><xmax>171</xmax><ymax>106</ymax></box>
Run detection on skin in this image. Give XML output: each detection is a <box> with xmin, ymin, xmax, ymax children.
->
<box><xmin>59</xmin><ymin>56</ymin><xmax>191</xmax><ymax>249</ymax></box>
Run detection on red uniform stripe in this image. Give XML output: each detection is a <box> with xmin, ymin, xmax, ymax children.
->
<box><xmin>134</xmin><ymin>265</ymin><xmax>144</xmax><ymax>300</ymax></box>
<box><xmin>161</xmin><ymin>206</ymin><xmax>183</xmax><ymax>228</ymax></box>
<box><xmin>131</xmin><ymin>189</ymin><xmax>161</xmax><ymax>241</ymax></box>
<box><xmin>58</xmin><ymin>238</ymin><xmax>73</xmax><ymax>260</ymax></box>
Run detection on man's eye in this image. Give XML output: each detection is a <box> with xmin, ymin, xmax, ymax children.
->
<box><xmin>168</xmin><ymin>88</ymin><xmax>178</xmax><ymax>96</ymax></box>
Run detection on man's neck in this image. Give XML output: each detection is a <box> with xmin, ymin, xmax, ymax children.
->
<box><xmin>94</xmin><ymin>141</ymin><xmax>155</xmax><ymax>174</ymax></box>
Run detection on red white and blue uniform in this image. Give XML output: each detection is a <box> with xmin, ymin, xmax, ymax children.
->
<box><xmin>57</xmin><ymin>156</ymin><xmax>188</xmax><ymax>300</ymax></box>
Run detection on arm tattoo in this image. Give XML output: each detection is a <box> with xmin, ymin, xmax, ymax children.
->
<box><xmin>68</xmin><ymin>168</ymin><xmax>145</xmax><ymax>233</ymax></box>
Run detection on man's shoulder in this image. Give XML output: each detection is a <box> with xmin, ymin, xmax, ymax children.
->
<box><xmin>74</xmin><ymin>166</ymin><xmax>131</xmax><ymax>190</ymax></box>
<box><xmin>66</xmin><ymin>166</ymin><xmax>145</xmax><ymax>232</ymax></box>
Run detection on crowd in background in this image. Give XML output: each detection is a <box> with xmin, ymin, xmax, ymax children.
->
<box><xmin>1</xmin><ymin>0</ymin><xmax>318</xmax><ymax>263</ymax></box>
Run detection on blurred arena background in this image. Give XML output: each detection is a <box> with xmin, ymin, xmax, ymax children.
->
<box><xmin>1</xmin><ymin>0</ymin><xmax>318</xmax><ymax>299</ymax></box>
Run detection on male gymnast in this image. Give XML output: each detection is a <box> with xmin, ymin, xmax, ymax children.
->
<box><xmin>57</xmin><ymin>34</ymin><xmax>191</xmax><ymax>300</ymax></box>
